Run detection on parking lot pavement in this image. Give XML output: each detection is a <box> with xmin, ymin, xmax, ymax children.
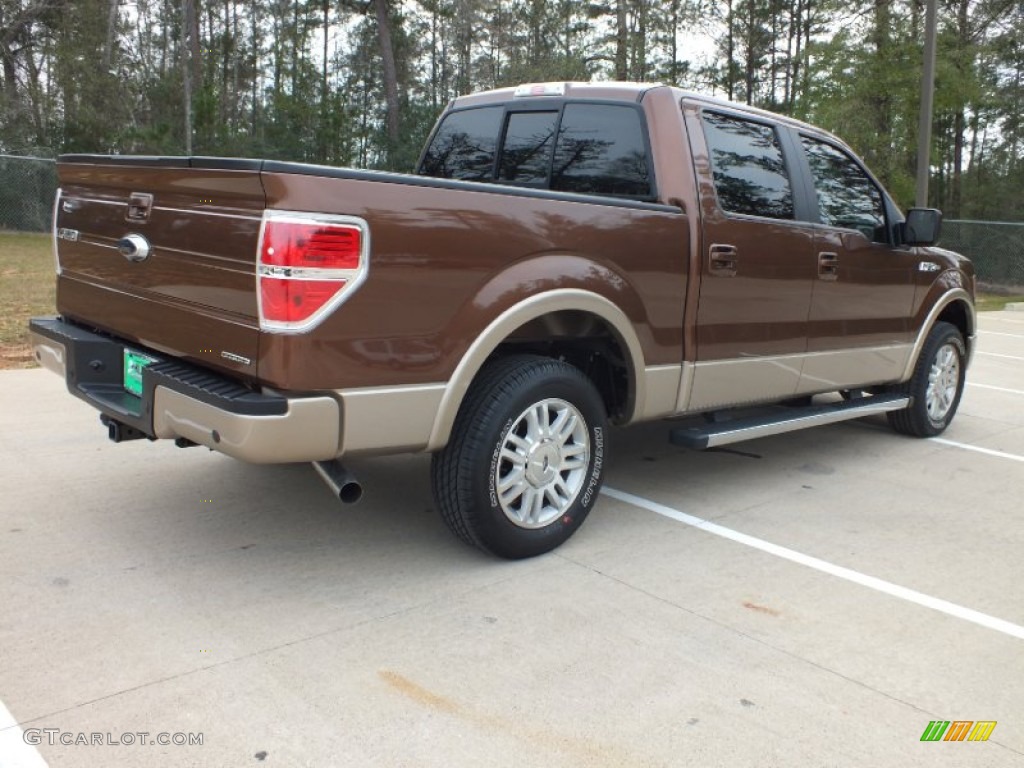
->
<box><xmin>1</xmin><ymin>311</ymin><xmax>1022</xmax><ymax>767</ymax></box>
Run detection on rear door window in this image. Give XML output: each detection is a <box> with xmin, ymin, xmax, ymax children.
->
<box><xmin>419</xmin><ymin>106</ymin><xmax>503</xmax><ymax>181</ymax></box>
<box><xmin>701</xmin><ymin>111</ymin><xmax>794</xmax><ymax>220</ymax></box>
<box><xmin>551</xmin><ymin>104</ymin><xmax>651</xmax><ymax>197</ymax></box>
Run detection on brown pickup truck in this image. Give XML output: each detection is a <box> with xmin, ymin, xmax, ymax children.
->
<box><xmin>30</xmin><ymin>81</ymin><xmax>975</xmax><ymax>559</ymax></box>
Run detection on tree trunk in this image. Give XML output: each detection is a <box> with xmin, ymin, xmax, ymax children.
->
<box><xmin>188</xmin><ymin>0</ymin><xmax>201</xmax><ymax>92</ymax></box>
<box><xmin>373</xmin><ymin>0</ymin><xmax>400</xmax><ymax>156</ymax></box>
<box><xmin>103</xmin><ymin>0</ymin><xmax>118</xmax><ymax>69</ymax></box>
<box><xmin>726</xmin><ymin>0</ymin><xmax>735</xmax><ymax>100</ymax></box>
<box><xmin>636</xmin><ymin>0</ymin><xmax>647</xmax><ymax>81</ymax></box>
<box><xmin>950</xmin><ymin>0</ymin><xmax>971</xmax><ymax>218</ymax></box>
<box><xmin>615</xmin><ymin>0</ymin><xmax>628</xmax><ymax>80</ymax></box>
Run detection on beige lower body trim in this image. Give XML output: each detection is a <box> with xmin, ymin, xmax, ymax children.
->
<box><xmin>901</xmin><ymin>288</ymin><xmax>976</xmax><ymax>381</ymax></box>
<box><xmin>683</xmin><ymin>345</ymin><xmax>912</xmax><ymax>413</ymax></box>
<box><xmin>796</xmin><ymin>344</ymin><xmax>911</xmax><ymax>393</ymax></box>
<box><xmin>337</xmin><ymin>384</ymin><xmax>445</xmax><ymax>455</ymax></box>
<box><xmin>426</xmin><ymin>289</ymin><xmax>647</xmax><ymax>451</ymax></box>
<box><xmin>152</xmin><ymin>388</ymin><xmax>340</xmax><ymax>463</ymax></box>
<box><xmin>637</xmin><ymin>364</ymin><xmax>684</xmax><ymax>421</ymax></box>
<box><xmin>687</xmin><ymin>356</ymin><xmax>802</xmax><ymax>412</ymax></box>
<box><xmin>29</xmin><ymin>331</ymin><xmax>67</xmax><ymax>378</ymax></box>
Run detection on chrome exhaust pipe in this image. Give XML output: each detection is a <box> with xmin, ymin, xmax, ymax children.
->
<box><xmin>313</xmin><ymin>460</ymin><xmax>363</xmax><ymax>504</ymax></box>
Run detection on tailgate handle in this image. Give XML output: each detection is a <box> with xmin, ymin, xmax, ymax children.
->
<box><xmin>709</xmin><ymin>243</ymin><xmax>738</xmax><ymax>277</ymax></box>
<box><xmin>126</xmin><ymin>192</ymin><xmax>154</xmax><ymax>223</ymax></box>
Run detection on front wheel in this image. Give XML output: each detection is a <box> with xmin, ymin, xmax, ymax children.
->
<box><xmin>431</xmin><ymin>355</ymin><xmax>607</xmax><ymax>559</ymax></box>
<box><xmin>888</xmin><ymin>321</ymin><xmax>966</xmax><ymax>437</ymax></box>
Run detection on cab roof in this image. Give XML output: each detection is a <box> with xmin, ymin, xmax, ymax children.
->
<box><xmin>451</xmin><ymin>80</ymin><xmax>835</xmax><ymax>142</ymax></box>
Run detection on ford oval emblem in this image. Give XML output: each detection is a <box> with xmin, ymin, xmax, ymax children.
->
<box><xmin>117</xmin><ymin>234</ymin><xmax>151</xmax><ymax>262</ymax></box>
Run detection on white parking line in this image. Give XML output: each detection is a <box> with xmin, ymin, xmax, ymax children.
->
<box><xmin>929</xmin><ymin>437</ymin><xmax>1024</xmax><ymax>463</ymax></box>
<box><xmin>0</xmin><ymin>697</ymin><xmax>48</xmax><ymax>767</ymax></box>
<box><xmin>967</xmin><ymin>382</ymin><xmax>1024</xmax><ymax>396</ymax></box>
<box><xmin>980</xmin><ymin>330</ymin><xmax>1024</xmax><ymax>339</ymax></box>
<box><xmin>976</xmin><ymin>351</ymin><xmax>1024</xmax><ymax>362</ymax></box>
<box><xmin>601</xmin><ymin>486</ymin><xmax>1024</xmax><ymax>641</ymax></box>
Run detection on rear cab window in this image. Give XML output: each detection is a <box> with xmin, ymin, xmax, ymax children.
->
<box><xmin>499</xmin><ymin>111</ymin><xmax>559</xmax><ymax>185</ymax></box>
<box><xmin>419</xmin><ymin>106</ymin><xmax>504</xmax><ymax>181</ymax></box>
<box><xmin>419</xmin><ymin>101</ymin><xmax>654</xmax><ymax>201</ymax></box>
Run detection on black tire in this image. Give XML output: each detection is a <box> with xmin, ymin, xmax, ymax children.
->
<box><xmin>431</xmin><ymin>354</ymin><xmax>608</xmax><ymax>559</ymax></box>
<box><xmin>888</xmin><ymin>321</ymin><xmax>966</xmax><ymax>437</ymax></box>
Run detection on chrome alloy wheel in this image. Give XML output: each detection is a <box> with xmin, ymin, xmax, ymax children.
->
<box><xmin>925</xmin><ymin>342</ymin><xmax>961</xmax><ymax>423</ymax></box>
<box><xmin>494</xmin><ymin>398</ymin><xmax>590</xmax><ymax>529</ymax></box>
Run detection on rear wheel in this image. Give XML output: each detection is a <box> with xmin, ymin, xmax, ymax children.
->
<box><xmin>888</xmin><ymin>321</ymin><xmax>966</xmax><ymax>437</ymax></box>
<box><xmin>431</xmin><ymin>355</ymin><xmax>607</xmax><ymax>559</ymax></box>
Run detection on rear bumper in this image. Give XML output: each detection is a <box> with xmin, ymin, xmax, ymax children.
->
<box><xmin>29</xmin><ymin>317</ymin><xmax>340</xmax><ymax>463</ymax></box>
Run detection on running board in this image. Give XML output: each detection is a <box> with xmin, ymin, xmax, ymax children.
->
<box><xmin>669</xmin><ymin>394</ymin><xmax>910</xmax><ymax>450</ymax></box>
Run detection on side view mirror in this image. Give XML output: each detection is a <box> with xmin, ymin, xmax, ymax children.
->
<box><xmin>903</xmin><ymin>208</ymin><xmax>942</xmax><ymax>246</ymax></box>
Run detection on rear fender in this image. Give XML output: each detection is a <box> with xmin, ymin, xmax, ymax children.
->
<box><xmin>426</xmin><ymin>256</ymin><xmax>651</xmax><ymax>451</ymax></box>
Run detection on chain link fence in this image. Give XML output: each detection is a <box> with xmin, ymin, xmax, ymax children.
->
<box><xmin>941</xmin><ymin>219</ymin><xmax>1024</xmax><ymax>289</ymax></box>
<box><xmin>0</xmin><ymin>155</ymin><xmax>58</xmax><ymax>233</ymax></box>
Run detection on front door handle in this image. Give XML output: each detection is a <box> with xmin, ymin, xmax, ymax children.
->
<box><xmin>818</xmin><ymin>252</ymin><xmax>839</xmax><ymax>281</ymax></box>
<box><xmin>709</xmin><ymin>243</ymin><xmax>738</xmax><ymax>277</ymax></box>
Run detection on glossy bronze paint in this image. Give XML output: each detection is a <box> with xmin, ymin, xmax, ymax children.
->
<box><xmin>680</xmin><ymin>99</ymin><xmax>818</xmax><ymax>362</ymax></box>
<box><xmin>254</xmin><ymin>84</ymin><xmax>701</xmax><ymax>393</ymax></box>
<box><xmin>806</xmin><ymin>229</ymin><xmax>919</xmax><ymax>351</ymax></box>
<box><xmin>257</xmin><ymin>172</ymin><xmax>689</xmax><ymax>390</ymax></box>
<box><xmin>675</xmin><ymin>91</ymin><xmax>975</xmax><ymax>369</ymax></box>
<box><xmin>53</xmin><ymin>84</ymin><xmax>973</xmax><ymax>411</ymax></box>
<box><xmin>56</xmin><ymin>163</ymin><xmax>265</xmax><ymax>379</ymax></box>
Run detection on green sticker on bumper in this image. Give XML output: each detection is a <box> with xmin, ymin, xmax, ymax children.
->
<box><xmin>123</xmin><ymin>349</ymin><xmax>155</xmax><ymax>396</ymax></box>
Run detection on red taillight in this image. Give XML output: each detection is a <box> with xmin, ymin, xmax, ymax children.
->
<box><xmin>257</xmin><ymin>212</ymin><xmax>368</xmax><ymax>331</ymax></box>
<box><xmin>261</xmin><ymin>221</ymin><xmax>361</xmax><ymax>270</ymax></box>
<box><xmin>260</xmin><ymin>277</ymin><xmax>349</xmax><ymax>325</ymax></box>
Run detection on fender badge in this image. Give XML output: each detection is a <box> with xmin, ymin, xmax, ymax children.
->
<box><xmin>220</xmin><ymin>351</ymin><xmax>251</xmax><ymax>365</ymax></box>
<box><xmin>57</xmin><ymin>228</ymin><xmax>79</xmax><ymax>242</ymax></box>
<box><xmin>918</xmin><ymin>261</ymin><xmax>940</xmax><ymax>272</ymax></box>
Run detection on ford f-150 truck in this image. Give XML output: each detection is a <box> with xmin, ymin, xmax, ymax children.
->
<box><xmin>30</xmin><ymin>81</ymin><xmax>975</xmax><ymax>559</ymax></box>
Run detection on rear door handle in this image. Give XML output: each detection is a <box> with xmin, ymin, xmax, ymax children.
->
<box><xmin>709</xmin><ymin>243</ymin><xmax>738</xmax><ymax>277</ymax></box>
<box><xmin>818</xmin><ymin>252</ymin><xmax>839</xmax><ymax>281</ymax></box>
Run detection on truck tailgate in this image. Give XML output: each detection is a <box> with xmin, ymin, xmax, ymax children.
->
<box><xmin>55</xmin><ymin>157</ymin><xmax>265</xmax><ymax>378</ymax></box>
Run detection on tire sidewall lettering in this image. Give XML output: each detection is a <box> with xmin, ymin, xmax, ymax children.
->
<box><xmin>488</xmin><ymin>417</ymin><xmax>515</xmax><ymax>509</ymax></box>
<box><xmin>581</xmin><ymin>426</ymin><xmax>604</xmax><ymax>507</ymax></box>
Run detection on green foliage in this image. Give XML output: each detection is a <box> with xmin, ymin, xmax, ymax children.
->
<box><xmin>0</xmin><ymin>0</ymin><xmax>1019</xmax><ymax>220</ymax></box>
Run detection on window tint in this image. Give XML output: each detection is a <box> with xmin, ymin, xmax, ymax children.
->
<box><xmin>702</xmin><ymin>112</ymin><xmax>794</xmax><ymax>220</ymax></box>
<box><xmin>551</xmin><ymin>105</ymin><xmax>651</xmax><ymax>197</ymax></box>
<box><xmin>419</xmin><ymin>107</ymin><xmax>503</xmax><ymax>181</ymax></box>
<box><xmin>499</xmin><ymin>111</ymin><xmax>558</xmax><ymax>185</ymax></box>
<box><xmin>801</xmin><ymin>137</ymin><xmax>885</xmax><ymax>240</ymax></box>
